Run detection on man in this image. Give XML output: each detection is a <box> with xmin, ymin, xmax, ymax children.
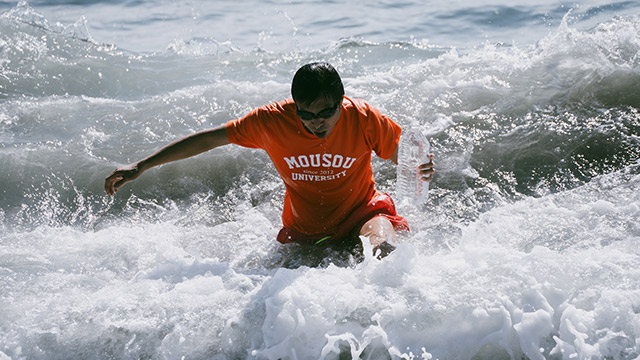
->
<box><xmin>105</xmin><ymin>62</ymin><xmax>434</xmax><ymax>259</ymax></box>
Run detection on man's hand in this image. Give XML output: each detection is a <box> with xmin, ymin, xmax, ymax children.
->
<box><xmin>419</xmin><ymin>154</ymin><xmax>435</xmax><ymax>182</ymax></box>
<box><xmin>104</xmin><ymin>163</ymin><xmax>142</xmax><ymax>195</ymax></box>
<box><xmin>373</xmin><ymin>241</ymin><xmax>396</xmax><ymax>260</ymax></box>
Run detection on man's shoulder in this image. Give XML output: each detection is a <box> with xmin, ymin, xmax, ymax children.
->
<box><xmin>343</xmin><ymin>96</ymin><xmax>367</xmax><ymax>109</ymax></box>
<box><xmin>229</xmin><ymin>99</ymin><xmax>296</xmax><ymax>130</ymax></box>
<box><xmin>238</xmin><ymin>98</ymin><xmax>297</xmax><ymax>127</ymax></box>
<box><xmin>344</xmin><ymin>97</ymin><xmax>380</xmax><ymax>112</ymax></box>
<box><xmin>236</xmin><ymin>98</ymin><xmax>300</xmax><ymax>134</ymax></box>
<box><xmin>256</xmin><ymin>98</ymin><xmax>296</xmax><ymax>115</ymax></box>
<box><xmin>343</xmin><ymin>97</ymin><xmax>383</xmax><ymax>120</ymax></box>
<box><xmin>227</xmin><ymin>98</ymin><xmax>299</xmax><ymax>147</ymax></box>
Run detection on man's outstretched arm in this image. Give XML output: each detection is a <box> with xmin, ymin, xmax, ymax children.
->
<box><xmin>104</xmin><ymin>125</ymin><xmax>230</xmax><ymax>195</ymax></box>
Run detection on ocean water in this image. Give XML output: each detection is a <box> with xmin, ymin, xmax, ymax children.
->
<box><xmin>1</xmin><ymin>0</ymin><xmax>640</xmax><ymax>359</ymax></box>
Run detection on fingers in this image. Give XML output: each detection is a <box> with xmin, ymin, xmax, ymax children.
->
<box><xmin>104</xmin><ymin>168</ymin><xmax>130</xmax><ymax>195</ymax></box>
<box><xmin>104</xmin><ymin>173</ymin><xmax>123</xmax><ymax>196</ymax></box>
<box><xmin>373</xmin><ymin>241</ymin><xmax>396</xmax><ymax>260</ymax></box>
<box><xmin>105</xmin><ymin>164</ymin><xmax>140</xmax><ymax>195</ymax></box>
<box><xmin>419</xmin><ymin>154</ymin><xmax>436</xmax><ymax>182</ymax></box>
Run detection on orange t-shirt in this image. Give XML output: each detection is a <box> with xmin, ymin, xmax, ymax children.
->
<box><xmin>225</xmin><ymin>96</ymin><xmax>401</xmax><ymax>235</ymax></box>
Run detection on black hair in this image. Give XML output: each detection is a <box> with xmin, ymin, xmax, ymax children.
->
<box><xmin>291</xmin><ymin>62</ymin><xmax>345</xmax><ymax>107</ymax></box>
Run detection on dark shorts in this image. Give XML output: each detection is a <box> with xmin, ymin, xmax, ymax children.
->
<box><xmin>276</xmin><ymin>193</ymin><xmax>409</xmax><ymax>245</ymax></box>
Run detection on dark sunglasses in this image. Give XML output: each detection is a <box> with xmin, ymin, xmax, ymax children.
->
<box><xmin>296</xmin><ymin>103</ymin><xmax>340</xmax><ymax>121</ymax></box>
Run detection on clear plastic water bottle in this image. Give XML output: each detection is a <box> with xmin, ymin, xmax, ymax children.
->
<box><xmin>396</xmin><ymin>128</ymin><xmax>431</xmax><ymax>207</ymax></box>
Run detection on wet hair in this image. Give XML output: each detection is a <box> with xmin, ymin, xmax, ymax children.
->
<box><xmin>291</xmin><ymin>62</ymin><xmax>345</xmax><ymax>107</ymax></box>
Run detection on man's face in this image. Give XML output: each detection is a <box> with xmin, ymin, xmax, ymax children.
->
<box><xmin>296</xmin><ymin>97</ymin><xmax>342</xmax><ymax>139</ymax></box>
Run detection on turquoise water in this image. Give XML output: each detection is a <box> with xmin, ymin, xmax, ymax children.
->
<box><xmin>1</xmin><ymin>0</ymin><xmax>639</xmax><ymax>359</ymax></box>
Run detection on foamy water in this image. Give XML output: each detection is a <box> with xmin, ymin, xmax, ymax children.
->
<box><xmin>1</xmin><ymin>0</ymin><xmax>639</xmax><ymax>359</ymax></box>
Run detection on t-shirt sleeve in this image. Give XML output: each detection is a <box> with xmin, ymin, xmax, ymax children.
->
<box><xmin>362</xmin><ymin>102</ymin><xmax>402</xmax><ymax>160</ymax></box>
<box><xmin>225</xmin><ymin>108</ymin><xmax>264</xmax><ymax>149</ymax></box>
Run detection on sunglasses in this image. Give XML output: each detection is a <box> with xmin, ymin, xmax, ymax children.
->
<box><xmin>296</xmin><ymin>103</ymin><xmax>340</xmax><ymax>121</ymax></box>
